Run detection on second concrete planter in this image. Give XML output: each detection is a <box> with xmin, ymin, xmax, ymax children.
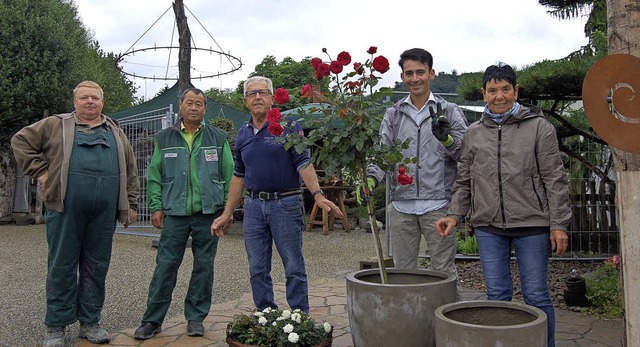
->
<box><xmin>434</xmin><ymin>300</ymin><xmax>547</xmax><ymax>347</ymax></box>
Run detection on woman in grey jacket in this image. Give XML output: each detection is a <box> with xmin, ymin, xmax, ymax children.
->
<box><xmin>435</xmin><ymin>64</ymin><xmax>571</xmax><ymax>347</ymax></box>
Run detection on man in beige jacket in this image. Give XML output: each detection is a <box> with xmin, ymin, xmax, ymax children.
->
<box><xmin>11</xmin><ymin>81</ymin><xmax>139</xmax><ymax>347</ymax></box>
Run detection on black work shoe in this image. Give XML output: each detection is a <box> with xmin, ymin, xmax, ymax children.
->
<box><xmin>187</xmin><ymin>320</ymin><xmax>204</xmax><ymax>336</ymax></box>
<box><xmin>43</xmin><ymin>326</ymin><xmax>65</xmax><ymax>347</ymax></box>
<box><xmin>133</xmin><ymin>322</ymin><xmax>161</xmax><ymax>340</ymax></box>
<box><xmin>79</xmin><ymin>322</ymin><xmax>110</xmax><ymax>344</ymax></box>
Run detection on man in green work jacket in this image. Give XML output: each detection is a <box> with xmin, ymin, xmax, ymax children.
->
<box><xmin>134</xmin><ymin>87</ymin><xmax>234</xmax><ymax>340</ymax></box>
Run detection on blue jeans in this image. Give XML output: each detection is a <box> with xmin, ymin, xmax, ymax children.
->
<box><xmin>474</xmin><ymin>228</ymin><xmax>555</xmax><ymax>347</ymax></box>
<box><xmin>242</xmin><ymin>194</ymin><xmax>309</xmax><ymax>313</ymax></box>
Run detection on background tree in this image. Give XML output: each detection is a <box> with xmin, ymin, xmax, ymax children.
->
<box><xmin>207</xmin><ymin>55</ymin><xmax>328</xmax><ymax>112</ymax></box>
<box><xmin>0</xmin><ymin>0</ymin><xmax>136</xmax><ymax>218</ymax></box>
<box><xmin>205</xmin><ymin>87</ymin><xmax>245</xmax><ymax>111</ymax></box>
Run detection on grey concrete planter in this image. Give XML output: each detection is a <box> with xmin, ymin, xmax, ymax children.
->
<box><xmin>346</xmin><ymin>268</ymin><xmax>457</xmax><ymax>347</ymax></box>
<box><xmin>435</xmin><ymin>300</ymin><xmax>547</xmax><ymax>347</ymax></box>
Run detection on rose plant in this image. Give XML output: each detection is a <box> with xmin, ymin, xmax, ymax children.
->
<box><xmin>226</xmin><ymin>307</ymin><xmax>332</xmax><ymax>347</ymax></box>
<box><xmin>267</xmin><ymin>47</ymin><xmax>415</xmax><ymax>283</ymax></box>
<box><xmin>584</xmin><ymin>255</ymin><xmax>623</xmax><ymax>318</ymax></box>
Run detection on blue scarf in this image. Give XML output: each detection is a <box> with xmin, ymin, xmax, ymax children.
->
<box><xmin>484</xmin><ymin>102</ymin><xmax>521</xmax><ymax>124</ymax></box>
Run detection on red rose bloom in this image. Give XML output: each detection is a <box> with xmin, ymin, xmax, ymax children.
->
<box><xmin>397</xmin><ymin>174</ymin><xmax>414</xmax><ymax>185</ymax></box>
<box><xmin>268</xmin><ymin>122</ymin><xmax>284</xmax><ymax>136</ymax></box>
<box><xmin>329</xmin><ymin>61</ymin><xmax>343</xmax><ymax>74</ymax></box>
<box><xmin>301</xmin><ymin>84</ymin><xmax>312</xmax><ymax>97</ymax></box>
<box><xmin>316</xmin><ymin>63</ymin><xmax>331</xmax><ymax>80</ymax></box>
<box><xmin>311</xmin><ymin>57</ymin><xmax>322</xmax><ymax>70</ymax></box>
<box><xmin>337</xmin><ymin>51</ymin><xmax>351</xmax><ymax>66</ymax></box>
<box><xmin>372</xmin><ymin>56</ymin><xmax>390</xmax><ymax>73</ymax></box>
<box><xmin>266</xmin><ymin>108</ymin><xmax>282</xmax><ymax>123</ymax></box>
<box><xmin>367</xmin><ymin>46</ymin><xmax>378</xmax><ymax>54</ymax></box>
<box><xmin>353</xmin><ymin>62</ymin><xmax>364</xmax><ymax>75</ymax></box>
<box><xmin>274</xmin><ymin>88</ymin><xmax>290</xmax><ymax>105</ymax></box>
<box><xmin>397</xmin><ymin>166</ymin><xmax>413</xmax><ymax>185</ymax></box>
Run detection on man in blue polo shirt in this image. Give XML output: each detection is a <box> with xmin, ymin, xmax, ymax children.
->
<box><xmin>211</xmin><ymin>76</ymin><xmax>342</xmax><ymax>313</ymax></box>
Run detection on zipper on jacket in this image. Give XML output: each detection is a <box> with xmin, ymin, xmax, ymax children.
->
<box><xmin>497</xmin><ymin>125</ymin><xmax>506</xmax><ymax>228</ymax></box>
<box><xmin>415</xmin><ymin>125</ymin><xmax>421</xmax><ymax>197</ymax></box>
<box><xmin>530</xmin><ymin>176</ymin><xmax>544</xmax><ymax>211</ymax></box>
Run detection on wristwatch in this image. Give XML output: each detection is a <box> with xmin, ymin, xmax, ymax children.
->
<box><xmin>312</xmin><ymin>189</ymin><xmax>325</xmax><ymax>199</ymax></box>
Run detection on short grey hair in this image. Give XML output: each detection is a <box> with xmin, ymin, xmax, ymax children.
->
<box><xmin>243</xmin><ymin>76</ymin><xmax>273</xmax><ymax>96</ymax></box>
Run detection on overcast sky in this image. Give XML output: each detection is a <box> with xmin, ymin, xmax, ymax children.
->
<box><xmin>73</xmin><ymin>0</ymin><xmax>589</xmax><ymax>100</ymax></box>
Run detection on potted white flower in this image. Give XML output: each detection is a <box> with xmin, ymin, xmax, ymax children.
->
<box><xmin>226</xmin><ymin>307</ymin><xmax>332</xmax><ymax>347</ymax></box>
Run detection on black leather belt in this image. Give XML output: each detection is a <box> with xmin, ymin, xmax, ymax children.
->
<box><xmin>246</xmin><ymin>189</ymin><xmax>302</xmax><ymax>200</ymax></box>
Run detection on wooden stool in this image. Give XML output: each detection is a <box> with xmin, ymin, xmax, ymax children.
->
<box><xmin>305</xmin><ymin>186</ymin><xmax>350</xmax><ymax>235</ymax></box>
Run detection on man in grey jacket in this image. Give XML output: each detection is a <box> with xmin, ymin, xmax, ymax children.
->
<box><xmin>364</xmin><ymin>48</ymin><xmax>467</xmax><ymax>275</ymax></box>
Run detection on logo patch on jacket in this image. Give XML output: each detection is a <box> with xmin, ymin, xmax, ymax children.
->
<box><xmin>204</xmin><ymin>149</ymin><xmax>218</xmax><ymax>161</ymax></box>
<box><xmin>164</xmin><ymin>152</ymin><xmax>178</xmax><ymax>158</ymax></box>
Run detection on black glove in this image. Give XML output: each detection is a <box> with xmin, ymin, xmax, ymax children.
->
<box><xmin>430</xmin><ymin>102</ymin><xmax>453</xmax><ymax>147</ymax></box>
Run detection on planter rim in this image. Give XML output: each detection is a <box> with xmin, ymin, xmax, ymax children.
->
<box><xmin>346</xmin><ymin>268</ymin><xmax>456</xmax><ymax>287</ymax></box>
<box><xmin>435</xmin><ymin>300</ymin><xmax>547</xmax><ymax>329</ymax></box>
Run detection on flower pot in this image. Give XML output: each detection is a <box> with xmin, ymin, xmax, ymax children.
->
<box><xmin>564</xmin><ymin>276</ymin><xmax>590</xmax><ymax>307</ymax></box>
<box><xmin>346</xmin><ymin>268</ymin><xmax>457</xmax><ymax>347</ymax></box>
<box><xmin>434</xmin><ymin>300</ymin><xmax>547</xmax><ymax>347</ymax></box>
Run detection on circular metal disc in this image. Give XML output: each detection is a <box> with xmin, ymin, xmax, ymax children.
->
<box><xmin>582</xmin><ymin>54</ymin><xmax>640</xmax><ymax>153</ymax></box>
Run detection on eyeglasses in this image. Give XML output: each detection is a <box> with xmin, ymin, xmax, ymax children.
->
<box><xmin>245</xmin><ymin>89</ymin><xmax>272</xmax><ymax>98</ymax></box>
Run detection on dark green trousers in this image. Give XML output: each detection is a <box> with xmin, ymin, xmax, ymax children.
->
<box><xmin>44</xmin><ymin>128</ymin><xmax>119</xmax><ymax>327</ymax></box>
<box><xmin>142</xmin><ymin>212</ymin><xmax>220</xmax><ymax>324</ymax></box>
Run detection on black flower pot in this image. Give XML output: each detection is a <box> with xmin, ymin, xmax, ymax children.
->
<box><xmin>564</xmin><ymin>276</ymin><xmax>590</xmax><ymax>307</ymax></box>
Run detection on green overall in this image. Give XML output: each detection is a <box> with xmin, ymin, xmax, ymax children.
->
<box><xmin>141</xmin><ymin>212</ymin><xmax>220</xmax><ymax>324</ymax></box>
<box><xmin>44</xmin><ymin>127</ymin><xmax>120</xmax><ymax>327</ymax></box>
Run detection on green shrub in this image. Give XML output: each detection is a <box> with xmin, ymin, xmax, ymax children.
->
<box><xmin>456</xmin><ymin>231</ymin><xmax>479</xmax><ymax>255</ymax></box>
<box><xmin>584</xmin><ymin>256</ymin><xmax>623</xmax><ymax>318</ymax></box>
<box><xmin>345</xmin><ymin>205</ymin><xmax>368</xmax><ymax>218</ymax></box>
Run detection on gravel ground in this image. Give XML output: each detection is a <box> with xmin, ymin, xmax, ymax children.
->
<box><xmin>453</xmin><ymin>258</ymin><xmax>601</xmax><ymax>310</ymax></box>
<box><xmin>0</xmin><ymin>222</ymin><xmax>602</xmax><ymax>346</ymax></box>
<box><xmin>0</xmin><ymin>222</ymin><xmax>379</xmax><ymax>347</ymax></box>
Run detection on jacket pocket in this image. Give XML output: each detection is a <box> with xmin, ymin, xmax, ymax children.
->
<box><xmin>529</xmin><ymin>176</ymin><xmax>543</xmax><ymax>211</ymax></box>
<box><xmin>161</xmin><ymin>180</ymin><xmax>174</xmax><ymax>211</ymax></box>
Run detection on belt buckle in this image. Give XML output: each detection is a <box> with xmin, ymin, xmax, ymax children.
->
<box><xmin>258</xmin><ymin>191</ymin><xmax>270</xmax><ymax>200</ymax></box>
